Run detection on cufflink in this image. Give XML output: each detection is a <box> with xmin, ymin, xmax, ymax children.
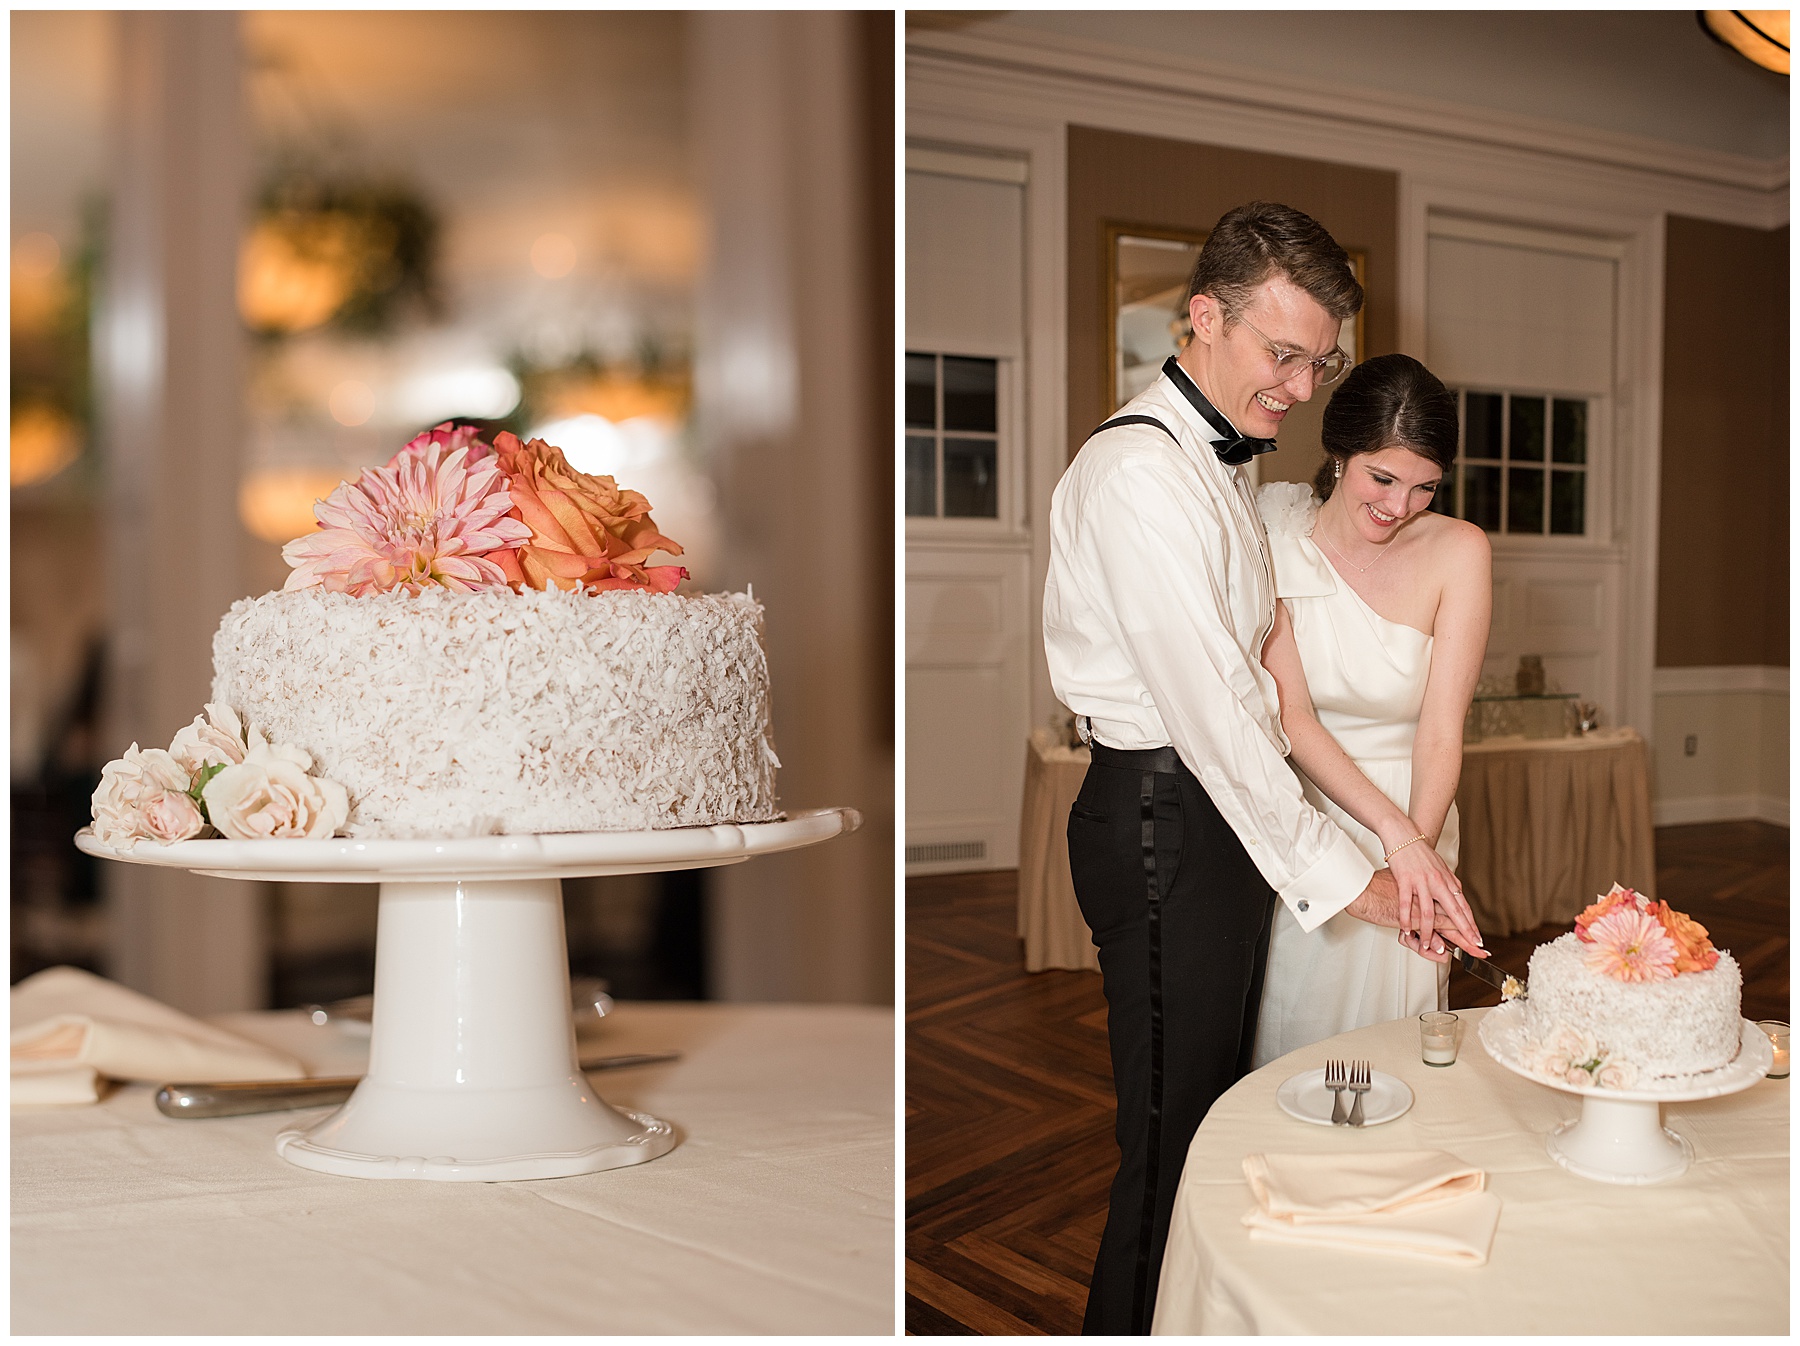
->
<box><xmin>1297</xmin><ymin>899</ymin><xmax>1310</xmax><ymax>913</ymax></box>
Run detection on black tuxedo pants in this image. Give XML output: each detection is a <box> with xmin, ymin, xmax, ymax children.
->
<box><xmin>1067</xmin><ymin>746</ymin><xmax>1277</xmax><ymax>1336</ymax></box>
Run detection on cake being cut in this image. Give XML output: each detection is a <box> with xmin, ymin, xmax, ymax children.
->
<box><xmin>1514</xmin><ymin>884</ymin><xmax>1742</xmax><ymax>1088</ymax></box>
<box><xmin>91</xmin><ymin>422</ymin><xmax>780</xmax><ymax>844</ymax></box>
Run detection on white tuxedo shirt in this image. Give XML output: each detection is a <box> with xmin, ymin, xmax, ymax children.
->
<box><xmin>1043</xmin><ymin>364</ymin><xmax>1373</xmax><ymax>932</ymax></box>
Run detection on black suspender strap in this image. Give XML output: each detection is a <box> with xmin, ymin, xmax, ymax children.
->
<box><xmin>1094</xmin><ymin>414</ymin><xmax>1179</xmax><ymax>445</ymax></box>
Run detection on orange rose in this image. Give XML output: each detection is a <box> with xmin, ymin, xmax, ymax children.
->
<box><xmin>1647</xmin><ymin>900</ymin><xmax>1720</xmax><ymax>974</ymax></box>
<box><xmin>490</xmin><ymin>432</ymin><xmax>687</xmax><ymax>594</ymax></box>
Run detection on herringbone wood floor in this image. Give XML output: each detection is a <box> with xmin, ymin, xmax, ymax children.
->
<box><xmin>905</xmin><ymin>821</ymin><xmax>1788</xmax><ymax>1335</ymax></box>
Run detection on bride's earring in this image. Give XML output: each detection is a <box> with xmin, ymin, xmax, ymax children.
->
<box><xmin>1333</xmin><ymin>459</ymin><xmax>1343</xmax><ymax>480</ymax></box>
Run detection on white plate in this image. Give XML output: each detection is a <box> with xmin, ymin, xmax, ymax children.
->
<box><xmin>1277</xmin><ymin>1067</ymin><xmax>1415</xmax><ymax>1127</ymax></box>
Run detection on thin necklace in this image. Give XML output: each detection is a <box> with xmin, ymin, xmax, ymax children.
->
<box><xmin>1316</xmin><ymin>501</ymin><xmax>1390</xmax><ymax>574</ymax></box>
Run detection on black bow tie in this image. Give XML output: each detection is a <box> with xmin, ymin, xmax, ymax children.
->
<box><xmin>1162</xmin><ymin>357</ymin><xmax>1277</xmax><ymax>466</ymax></box>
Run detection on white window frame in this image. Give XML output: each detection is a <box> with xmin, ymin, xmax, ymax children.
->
<box><xmin>1443</xmin><ymin>384</ymin><xmax>1612</xmax><ymax>554</ymax></box>
<box><xmin>903</xmin><ymin>350</ymin><xmax>1028</xmax><ymax>544</ymax></box>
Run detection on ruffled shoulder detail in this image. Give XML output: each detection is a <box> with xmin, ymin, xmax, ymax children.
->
<box><xmin>1255</xmin><ymin>480</ymin><xmax>1320</xmax><ymax>539</ymax></box>
<box><xmin>1255</xmin><ymin>482</ymin><xmax>1336</xmax><ymax>599</ymax></box>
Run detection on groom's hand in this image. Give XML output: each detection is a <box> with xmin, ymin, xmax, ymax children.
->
<box><xmin>1346</xmin><ymin>871</ymin><xmax>1485</xmax><ymax>963</ymax></box>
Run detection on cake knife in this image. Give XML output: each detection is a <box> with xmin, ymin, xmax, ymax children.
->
<box><xmin>155</xmin><ymin>1052</ymin><xmax>679</xmax><ymax>1119</ymax></box>
<box><xmin>1451</xmin><ymin>946</ymin><xmax>1528</xmax><ymax>1000</ymax></box>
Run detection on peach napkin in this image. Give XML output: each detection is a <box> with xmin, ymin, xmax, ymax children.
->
<box><xmin>12</xmin><ymin>965</ymin><xmax>307</xmax><ymax>1106</ymax></box>
<box><xmin>1241</xmin><ymin>1150</ymin><xmax>1502</xmax><ymax>1265</ymax></box>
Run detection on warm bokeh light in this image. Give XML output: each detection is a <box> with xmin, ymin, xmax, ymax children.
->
<box><xmin>238</xmin><ymin>468</ymin><xmax>350</xmax><ymax>544</ymax></box>
<box><xmin>328</xmin><ymin>380</ymin><xmax>377</xmax><ymax>426</ymax></box>
<box><xmin>13</xmin><ymin>232</ymin><xmax>61</xmax><ymax>278</ymax></box>
<box><xmin>544</xmin><ymin>371</ymin><xmax>689</xmax><ymax>424</ymax></box>
<box><xmin>238</xmin><ymin>217</ymin><xmax>356</xmax><ymax>333</ymax></box>
<box><xmin>11</xmin><ymin>233</ymin><xmax>67</xmax><ymax>333</ymax></box>
<box><xmin>395</xmin><ymin>366</ymin><xmax>520</xmax><ymax>423</ymax></box>
<box><xmin>530</xmin><ymin>232</ymin><xmax>578</xmax><ymax>278</ymax></box>
<box><xmin>10</xmin><ymin>403</ymin><xmax>81</xmax><ymax>487</ymax></box>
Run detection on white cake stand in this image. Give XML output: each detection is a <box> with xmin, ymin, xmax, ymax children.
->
<box><xmin>76</xmin><ymin>808</ymin><xmax>860</xmax><ymax>1183</ymax></box>
<box><xmin>1479</xmin><ymin>1001</ymin><xmax>1773</xmax><ymax>1185</ymax></box>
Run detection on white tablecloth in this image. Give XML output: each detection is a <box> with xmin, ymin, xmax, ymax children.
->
<box><xmin>1154</xmin><ymin>1008</ymin><xmax>1788</xmax><ymax>1334</ymax></box>
<box><xmin>13</xmin><ymin>1001</ymin><xmax>894</xmax><ymax>1335</ymax></box>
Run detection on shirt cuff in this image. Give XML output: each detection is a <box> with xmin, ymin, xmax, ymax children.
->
<box><xmin>1277</xmin><ymin>831</ymin><xmax>1375</xmax><ymax>933</ymax></box>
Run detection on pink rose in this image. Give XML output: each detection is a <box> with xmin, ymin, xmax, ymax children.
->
<box><xmin>1564</xmin><ymin>1065</ymin><xmax>1595</xmax><ymax>1087</ymax></box>
<box><xmin>141</xmin><ymin>789</ymin><xmax>205</xmax><ymax>844</ymax></box>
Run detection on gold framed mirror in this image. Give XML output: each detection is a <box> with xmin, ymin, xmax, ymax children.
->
<box><xmin>1104</xmin><ymin>222</ymin><xmax>1366</xmax><ymax>414</ymax></box>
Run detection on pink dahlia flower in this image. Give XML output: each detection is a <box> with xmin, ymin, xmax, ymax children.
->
<box><xmin>398</xmin><ymin>420</ymin><xmax>495</xmax><ymax>467</ymax></box>
<box><xmin>1582</xmin><ymin>908</ymin><xmax>1678</xmax><ymax>983</ymax></box>
<box><xmin>282</xmin><ymin>441</ymin><xmax>531</xmax><ymax>596</ymax></box>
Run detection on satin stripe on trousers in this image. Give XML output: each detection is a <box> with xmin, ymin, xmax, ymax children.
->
<box><xmin>1067</xmin><ymin>753</ymin><xmax>1276</xmax><ymax>1336</ymax></box>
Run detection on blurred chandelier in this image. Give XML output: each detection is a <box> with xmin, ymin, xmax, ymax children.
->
<box><xmin>1698</xmin><ymin>11</ymin><xmax>1789</xmax><ymax>74</ymax></box>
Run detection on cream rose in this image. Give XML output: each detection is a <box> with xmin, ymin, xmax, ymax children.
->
<box><xmin>91</xmin><ymin>745</ymin><xmax>194</xmax><ymax>847</ymax></box>
<box><xmin>169</xmin><ymin>703</ymin><xmax>248</xmax><ymax>775</ymax></box>
<box><xmin>1595</xmin><ymin>1059</ymin><xmax>1639</xmax><ymax>1090</ymax></box>
<box><xmin>202</xmin><ymin>736</ymin><xmax>349</xmax><ymax>840</ymax></box>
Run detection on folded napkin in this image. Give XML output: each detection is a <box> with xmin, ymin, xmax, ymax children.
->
<box><xmin>12</xmin><ymin>965</ymin><xmax>307</xmax><ymax>1106</ymax></box>
<box><xmin>1241</xmin><ymin>1150</ymin><xmax>1501</xmax><ymax>1266</ymax></box>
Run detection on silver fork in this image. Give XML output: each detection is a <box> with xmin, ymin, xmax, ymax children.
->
<box><xmin>1324</xmin><ymin>1059</ymin><xmax>1348</xmax><ymax>1125</ymax></box>
<box><xmin>1348</xmin><ymin>1059</ymin><xmax>1372</xmax><ymax>1127</ymax></box>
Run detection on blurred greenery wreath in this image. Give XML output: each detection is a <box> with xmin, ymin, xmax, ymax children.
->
<box><xmin>239</xmin><ymin>165</ymin><xmax>441</xmax><ymax>338</ymax></box>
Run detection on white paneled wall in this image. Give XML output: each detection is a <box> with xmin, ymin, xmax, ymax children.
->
<box><xmin>1651</xmin><ymin>668</ymin><xmax>1788</xmax><ymax>826</ymax></box>
<box><xmin>905</xmin><ymin>151</ymin><xmax>1032</xmax><ymax>873</ymax></box>
<box><xmin>1427</xmin><ymin>216</ymin><xmax>1630</xmax><ymax>728</ymax></box>
<box><xmin>904</xmin><ymin>553</ymin><xmax>1033</xmax><ymax>870</ymax></box>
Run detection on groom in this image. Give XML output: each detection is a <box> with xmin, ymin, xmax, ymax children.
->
<box><xmin>1044</xmin><ymin>201</ymin><xmax>1482</xmax><ymax>1334</ymax></box>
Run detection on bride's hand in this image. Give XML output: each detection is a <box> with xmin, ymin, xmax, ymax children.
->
<box><xmin>1384</xmin><ymin>827</ymin><xmax>1483</xmax><ymax>959</ymax></box>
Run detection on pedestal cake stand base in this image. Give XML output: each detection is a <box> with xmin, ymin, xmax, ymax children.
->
<box><xmin>1480</xmin><ymin>1005</ymin><xmax>1772</xmax><ymax>1186</ymax></box>
<box><xmin>78</xmin><ymin>810</ymin><xmax>857</xmax><ymax>1183</ymax></box>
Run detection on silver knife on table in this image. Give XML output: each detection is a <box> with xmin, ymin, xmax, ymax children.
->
<box><xmin>155</xmin><ymin>1052</ymin><xmax>680</xmax><ymax>1119</ymax></box>
<box><xmin>1450</xmin><ymin>946</ymin><xmax>1528</xmax><ymax>1000</ymax></box>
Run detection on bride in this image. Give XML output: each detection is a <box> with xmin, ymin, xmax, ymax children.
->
<box><xmin>1252</xmin><ymin>353</ymin><xmax>1491</xmax><ymax>1068</ymax></box>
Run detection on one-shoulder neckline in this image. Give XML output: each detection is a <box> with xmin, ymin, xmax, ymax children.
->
<box><xmin>1306</xmin><ymin>535</ymin><xmax>1435</xmax><ymax>641</ymax></box>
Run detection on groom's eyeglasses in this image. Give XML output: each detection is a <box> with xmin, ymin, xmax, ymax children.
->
<box><xmin>1228</xmin><ymin>310</ymin><xmax>1353</xmax><ymax>389</ymax></box>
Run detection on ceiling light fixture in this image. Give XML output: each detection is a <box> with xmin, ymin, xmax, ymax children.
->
<box><xmin>1698</xmin><ymin>10</ymin><xmax>1790</xmax><ymax>74</ymax></box>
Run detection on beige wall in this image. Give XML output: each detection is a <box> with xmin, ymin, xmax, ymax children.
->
<box><xmin>1657</xmin><ymin>216</ymin><xmax>1788</xmax><ymax>670</ymax></box>
<box><xmin>1064</xmin><ymin>125</ymin><xmax>1398</xmax><ymax>481</ymax></box>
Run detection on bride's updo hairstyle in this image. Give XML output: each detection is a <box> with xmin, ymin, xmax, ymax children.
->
<box><xmin>1314</xmin><ymin>353</ymin><xmax>1458</xmax><ymax>501</ymax></box>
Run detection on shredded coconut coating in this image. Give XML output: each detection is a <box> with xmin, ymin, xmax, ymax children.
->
<box><xmin>212</xmin><ymin>586</ymin><xmax>780</xmax><ymax>837</ymax></box>
<box><xmin>1520</xmin><ymin>932</ymin><xmax>1742</xmax><ymax>1078</ymax></box>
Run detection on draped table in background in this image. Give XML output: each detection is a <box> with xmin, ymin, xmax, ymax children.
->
<box><xmin>1018</xmin><ymin>726</ymin><xmax>1658</xmax><ymax>967</ymax></box>
<box><xmin>1017</xmin><ymin>727</ymin><xmax>1099</xmax><ymax>972</ymax></box>
<box><xmin>12</xmin><ymin>1002</ymin><xmax>892</xmax><ymax>1335</ymax></box>
<box><xmin>1455</xmin><ymin>726</ymin><xmax>1656</xmax><ymax>936</ymax></box>
<box><xmin>1153</xmin><ymin>1008</ymin><xmax>1788</xmax><ymax>1334</ymax></box>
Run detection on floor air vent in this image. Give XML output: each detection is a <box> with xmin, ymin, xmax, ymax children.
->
<box><xmin>906</xmin><ymin>840</ymin><xmax>987</xmax><ymax>865</ymax></box>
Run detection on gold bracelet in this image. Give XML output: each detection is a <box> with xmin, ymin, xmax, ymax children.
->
<box><xmin>1383</xmin><ymin>834</ymin><xmax>1429</xmax><ymax>862</ymax></box>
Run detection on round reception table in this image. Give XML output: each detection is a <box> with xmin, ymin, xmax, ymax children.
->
<box><xmin>1152</xmin><ymin>1008</ymin><xmax>1788</xmax><ymax>1335</ymax></box>
<box><xmin>12</xmin><ymin>1001</ymin><xmax>893</xmax><ymax>1335</ymax></box>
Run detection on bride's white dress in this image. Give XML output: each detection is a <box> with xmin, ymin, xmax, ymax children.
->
<box><xmin>1251</xmin><ymin>482</ymin><xmax>1454</xmax><ymax>1070</ymax></box>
